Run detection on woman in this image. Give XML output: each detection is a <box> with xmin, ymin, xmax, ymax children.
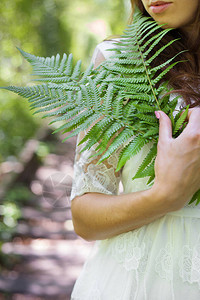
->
<box><xmin>70</xmin><ymin>0</ymin><xmax>200</xmax><ymax>299</ymax></box>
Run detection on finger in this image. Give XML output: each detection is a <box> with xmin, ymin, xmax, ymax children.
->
<box><xmin>155</xmin><ymin>111</ymin><xmax>172</xmax><ymax>141</ymax></box>
<box><xmin>187</xmin><ymin>107</ymin><xmax>200</xmax><ymax>119</ymax></box>
<box><xmin>184</xmin><ymin>107</ymin><xmax>200</xmax><ymax>132</ymax></box>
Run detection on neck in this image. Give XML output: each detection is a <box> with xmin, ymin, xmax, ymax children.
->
<box><xmin>180</xmin><ymin>24</ymin><xmax>195</xmax><ymax>40</ymax></box>
<box><xmin>178</xmin><ymin>23</ymin><xmax>200</xmax><ymax>54</ymax></box>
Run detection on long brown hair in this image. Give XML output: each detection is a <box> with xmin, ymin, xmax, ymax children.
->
<box><xmin>130</xmin><ymin>0</ymin><xmax>200</xmax><ymax>107</ymax></box>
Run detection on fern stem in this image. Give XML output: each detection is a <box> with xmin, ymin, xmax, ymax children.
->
<box><xmin>135</xmin><ymin>29</ymin><xmax>161</xmax><ymax>110</ymax></box>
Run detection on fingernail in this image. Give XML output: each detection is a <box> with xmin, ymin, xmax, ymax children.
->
<box><xmin>155</xmin><ymin>111</ymin><xmax>160</xmax><ymax>119</ymax></box>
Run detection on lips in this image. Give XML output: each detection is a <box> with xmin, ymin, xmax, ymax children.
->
<box><xmin>150</xmin><ymin>1</ymin><xmax>171</xmax><ymax>6</ymax></box>
<box><xmin>150</xmin><ymin>1</ymin><xmax>172</xmax><ymax>14</ymax></box>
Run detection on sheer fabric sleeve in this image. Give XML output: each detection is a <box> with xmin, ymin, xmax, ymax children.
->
<box><xmin>70</xmin><ymin>131</ymin><xmax>123</xmax><ymax>201</ymax></box>
<box><xmin>70</xmin><ymin>41</ymin><xmax>122</xmax><ymax>201</ymax></box>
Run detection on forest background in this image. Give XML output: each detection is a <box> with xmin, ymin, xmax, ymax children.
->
<box><xmin>0</xmin><ymin>0</ymin><xmax>130</xmax><ymax>297</ymax></box>
<box><xmin>0</xmin><ymin>0</ymin><xmax>130</xmax><ymax>162</ymax></box>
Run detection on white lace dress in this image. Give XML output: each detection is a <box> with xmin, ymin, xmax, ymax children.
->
<box><xmin>70</xmin><ymin>41</ymin><xmax>200</xmax><ymax>300</ymax></box>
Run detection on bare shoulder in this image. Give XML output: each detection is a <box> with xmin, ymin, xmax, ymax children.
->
<box><xmin>92</xmin><ymin>39</ymin><xmax>119</xmax><ymax>68</ymax></box>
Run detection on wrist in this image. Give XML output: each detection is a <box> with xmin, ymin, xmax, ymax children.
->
<box><xmin>149</xmin><ymin>183</ymin><xmax>180</xmax><ymax>213</ymax></box>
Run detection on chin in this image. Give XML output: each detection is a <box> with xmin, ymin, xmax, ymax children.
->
<box><xmin>152</xmin><ymin>18</ymin><xmax>177</xmax><ymax>29</ymax></box>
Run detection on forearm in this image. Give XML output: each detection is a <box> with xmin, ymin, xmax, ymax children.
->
<box><xmin>71</xmin><ymin>187</ymin><xmax>170</xmax><ymax>241</ymax></box>
<box><xmin>71</xmin><ymin>109</ymin><xmax>200</xmax><ymax>241</ymax></box>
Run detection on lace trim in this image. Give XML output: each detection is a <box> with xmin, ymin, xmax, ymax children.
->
<box><xmin>70</xmin><ymin>132</ymin><xmax>123</xmax><ymax>201</ymax></box>
<box><xmin>179</xmin><ymin>238</ymin><xmax>200</xmax><ymax>288</ymax></box>
<box><xmin>111</xmin><ymin>230</ymin><xmax>200</xmax><ymax>289</ymax></box>
<box><xmin>155</xmin><ymin>244</ymin><xmax>173</xmax><ymax>281</ymax></box>
<box><xmin>111</xmin><ymin>229</ymin><xmax>148</xmax><ymax>272</ymax></box>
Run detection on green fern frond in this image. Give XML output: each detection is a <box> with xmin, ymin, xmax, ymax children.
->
<box><xmin>79</xmin><ymin>62</ymin><xmax>94</xmax><ymax>84</ymax></box>
<box><xmin>143</xmin><ymin>127</ymin><xmax>159</xmax><ymax>138</ymax></box>
<box><xmin>2</xmin><ymin>85</ymin><xmax>41</xmax><ymax>99</ymax></box>
<box><xmin>49</xmin><ymin>106</ymin><xmax>82</xmax><ymax>124</ymax></box>
<box><xmin>189</xmin><ymin>189</ymin><xmax>200</xmax><ymax>205</ymax></box>
<box><xmin>133</xmin><ymin>158</ymin><xmax>155</xmax><ymax>179</ymax></box>
<box><xmin>100</xmin><ymin>122</ymin><xmax>124</xmax><ymax>149</ymax></box>
<box><xmin>132</xmin><ymin>143</ymin><xmax>157</xmax><ymax>180</ymax></box>
<box><xmin>78</xmin><ymin>117</ymin><xmax>111</xmax><ymax>147</ymax></box>
<box><xmin>62</xmin><ymin>113</ymin><xmax>101</xmax><ymax>141</ymax></box>
<box><xmin>71</xmin><ymin>60</ymin><xmax>82</xmax><ymax>79</ymax></box>
<box><xmin>147</xmin><ymin>174</ymin><xmax>155</xmax><ymax>185</ymax></box>
<box><xmin>135</xmin><ymin>113</ymin><xmax>157</xmax><ymax>124</ymax></box>
<box><xmin>173</xmin><ymin>105</ymin><xmax>189</xmax><ymax>135</ymax></box>
<box><xmin>98</xmin><ymin>128</ymin><xmax>134</xmax><ymax>163</ymax></box>
<box><xmin>3</xmin><ymin>8</ymin><xmax>199</xmax><ymax>205</ymax></box>
<box><xmin>152</xmin><ymin>61</ymin><xmax>181</xmax><ymax>85</ymax></box>
<box><xmin>116</xmin><ymin>135</ymin><xmax>149</xmax><ymax>171</ymax></box>
<box><xmin>133</xmin><ymin>103</ymin><xmax>156</xmax><ymax>113</ymax></box>
<box><xmin>53</xmin><ymin>109</ymin><xmax>95</xmax><ymax>134</ymax></box>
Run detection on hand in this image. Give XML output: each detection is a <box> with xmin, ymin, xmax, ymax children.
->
<box><xmin>153</xmin><ymin>108</ymin><xmax>200</xmax><ymax>211</ymax></box>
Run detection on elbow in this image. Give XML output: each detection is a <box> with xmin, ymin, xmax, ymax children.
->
<box><xmin>72</xmin><ymin>218</ymin><xmax>95</xmax><ymax>242</ymax></box>
<box><xmin>71</xmin><ymin>196</ymin><xmax>97</xmax><ymax>242</ymax></box>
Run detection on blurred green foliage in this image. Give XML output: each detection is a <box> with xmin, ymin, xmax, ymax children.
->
<box><xmin>0</xmin><ymin>0</ymin><xmax>130</xmax><ymax>253</ymax></box>
<box><xmin>0</xmin><ymin>0</ymin><xmax>130</xmax><ymax>162</ymax></box>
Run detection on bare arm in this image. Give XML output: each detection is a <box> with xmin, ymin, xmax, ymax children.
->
<box><xmin>71</xmin><ymin>49</ymin><xmax>200</xmax><ymax>241</ymax></box>
<box><xmin>71</xmin><ymin>187</ymin><xmax>167</xmax><ymax>241</ymax></box>
<box><xmin>71</xmin><ymin>108</ymin><xmax>200</xmax><ymax>241</ymax></box>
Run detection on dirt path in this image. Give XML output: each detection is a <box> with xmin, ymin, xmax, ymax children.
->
<box><xmin>0</xmin><ymin>133</ymin><xmax>94</xmax><ymax>299</ymax></box>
